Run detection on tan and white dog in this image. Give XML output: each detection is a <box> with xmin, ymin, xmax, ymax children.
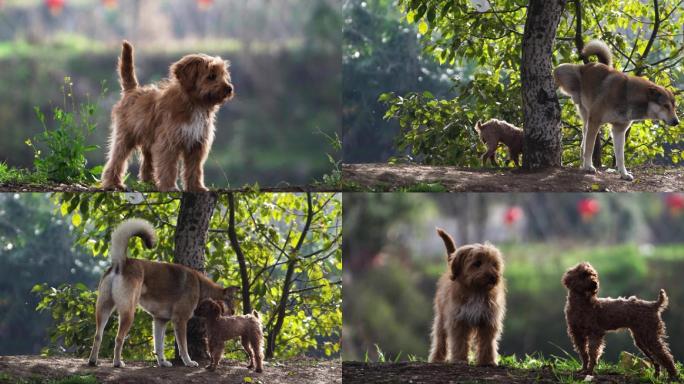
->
<box><xmin>87</xmin><ymin>218</ymin><xmax>239</xmax><ymax>368</ymax></box>
<box><xmin>553</xmin><ymin>40</ymin><xmax>679</xmax><ymax>180</ymax></box>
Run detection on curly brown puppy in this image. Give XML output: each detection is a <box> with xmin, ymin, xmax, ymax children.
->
<box><xmin>562</xmin><ymin>262</ymin><xmax>677</xmax><ymax>378</ymax></box>
<box><xmin>428</xmin><ymin>228</ymin><xmax>506</xmax><ymax>366</ymax></box>
<box><xmin>195</xmin><ymin>299</ymin><xmax>264</xmax><ymax>372</ymax></box>
<box><xmin>474</xmin><ymin>119</ymin><xmax>523</xmax><ymax>167</ymax></box>
<box><xmin>101</xmin><ymin>41</ymin><xmax>234</xmax><ymax>191</ymax></box>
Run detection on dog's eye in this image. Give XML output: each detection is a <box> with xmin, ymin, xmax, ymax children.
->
<box><xmin>207</xmin><ymin>74</ymin><xmax>217</xmax><ymax>81</ymax></box>
<box><xmin>473</xmin><ymin>260</ymin><xmax>482</xmax><ymax>268</ymax></box>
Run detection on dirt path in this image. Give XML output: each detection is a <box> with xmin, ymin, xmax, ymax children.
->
<box><xmin>343</xmin><ymin>361</ymin><xmax>644</xmax><ymax>384</ymax></box>
<box><xmin>342</xmin><ymin>163</ymin><xmax>684</xmax><ymax>192</ymax></box>
<box><xmin>0</xmin><ymin>356</ymin><xmax>341</xmax><ymax>384</ymax></box>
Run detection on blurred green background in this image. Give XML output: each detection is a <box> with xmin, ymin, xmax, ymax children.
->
<box><xmin>0</xmin><ymin>0</ymin><xmax>341</xmax><ymax>187</ymax></box>
<box><xmin>343</xmin><ymin>193</ymin><xmax>684</xmax><ymax>363</ymax></box>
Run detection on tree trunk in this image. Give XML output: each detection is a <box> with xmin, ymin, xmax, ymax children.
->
<box><xmin>173</xmin><ymin>192</ymin><xmax>218</xmax><ymax>363</ymax></box>
<box><xmin>227</xmin><ymin>192</ymin><xmax>252</xmax><ymax>315</ymax></box>
<box><xmin>265</xmin><ymin>192</ymin><xmax>314</xmax><ymax>359</ymax></box>
<box><xmin>521</xmin><ymin>0</ymin><xmax>567</xmax><ymax>169</ymax></box>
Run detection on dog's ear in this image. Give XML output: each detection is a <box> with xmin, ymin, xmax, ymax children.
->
<box><xmin>474</xmin><ymin>121</ymin><xmax>482</xmax><ymax>132</ymax></box>
<box><xmin>172</xmin><ymin>55</ymin><xmax>205</xmax><ymax>91</ymax></box>
<box><xmin>648</xmin><ymin>87</ymin><xmax>665</xmax><ymax>103</ymax></box>
<box><xmin>449</xmin><ymin>245</ymin><xmax>473</xmax><ymax>281</ymax></box>
<box><xmin>223</xmin><ymin>286</ymin><xmax>240</xmax><ymax>299</ymax></box>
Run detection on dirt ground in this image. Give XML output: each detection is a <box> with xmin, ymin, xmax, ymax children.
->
<box><xmin>342</xmin><ymin>361</ymin><xmax>644</xmax><ymax>384</ymax></box>
<box><xmin>0</xmin><ymin>355</ymin><xmax>341</xmax><ymax>384</ymax></box>
<box><xmin>342</xmin><ymin>163</ymin><xmax>684</xmax><ymax>192</ymax></box>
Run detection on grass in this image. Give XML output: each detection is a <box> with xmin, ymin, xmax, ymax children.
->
<box><xmin>361</xmin><ymin>345</ymin><xmax>681</xmax><ymax>384</ymax></box>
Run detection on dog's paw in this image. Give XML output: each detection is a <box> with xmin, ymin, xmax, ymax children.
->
<box><xmin>205</xmin><ymin>364</ymin><xmax>216</xmax><ymax>371</ymax></box>
<box><xmin>158</xmin><ymin>360</ymin><xmax>173</xmax><ymax>368</ymax></box>
<box><xmin>184</xmin><ymin>360</ymin><xmax>199</xmax><ymax>367</ymax></box>
<box><xmin>581</xmin><ymin>164</ymin><xmax>597</xmax><ymax>174</ymax></box>
<box><xmin>620</xmin><ymin>172</ymin><xmax>634</xmax><ymax>181</ymax></box>
<box><xmin>113</xmin><ymin>360</ymin><xmax>126</xmax><ymax>368</ymax></box>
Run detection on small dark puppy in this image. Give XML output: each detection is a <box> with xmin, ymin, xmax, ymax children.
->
<box><xmin>474</xmin><ymin>119</ymin><xmax>523</xmax><ymax>167</ymax></box>
<box><xmin>195</xmin><ymin>299</ymin><xmax>264</xmax><ymax>372</ymax></box>
<box><xmin>562</xmin><ymin>262</ymin><xmax>677</xmax><ymax>378</ymax></box>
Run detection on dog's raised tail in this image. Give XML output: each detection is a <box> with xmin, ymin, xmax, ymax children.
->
<box><xmin>436</xmin><ymin>228</ymin><xmax>457</xmax><ymax>255</ymax></box>
<box><xmin>582</xmin><ymin>40</ymin><xmax>613</xmax><ymax>67</ymax></box>
<box><xmin>656</xmin><ymin>289</ymin><xmax>669</xmax><ymax>311</ymax></box>
<box><xmin>110</xmin><ymin>218</ymin><xmax>156</xmax><ymax>273</ymax></box>
<box><xmin>119</xmin><ymin>41</ymin><xmax>138</xmax><ymax>92</ymax></box>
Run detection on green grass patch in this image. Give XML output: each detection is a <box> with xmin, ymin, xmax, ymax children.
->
<box><xmin>0</xmin><ymin>373</ymin><xmax>98</xmax><ymax>384</ymax></box>
<box><xmin>398</xmin><ymin>182</ymin><xmax>448</xmax><ymax>192</ymax></box>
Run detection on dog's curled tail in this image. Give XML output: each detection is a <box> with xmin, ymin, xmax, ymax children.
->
<box><xmin>110</xmin><ymin>218</ymin><xmax>156</xmax><ymax>273</ymax></box>
<box><xmin>656</xmin><ymin>289</ymin><xmax>669</xmax><ymax>311</ymax></box>
<box><xmin>436</xmin><ymin>228</ymin><xmax>456</xmax><ymax>255</ymax></box>
<box><xmin>119</xmin><ymin>41</ymin><xmax>138</xmax><ymax>92</ymax></box>
<box><xmin>582</xmin><ymin>40</ymin><xmax>613</xmax><ymax>67</ymax></box>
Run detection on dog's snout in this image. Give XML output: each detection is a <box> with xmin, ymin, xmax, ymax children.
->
<box><xmin>589</xmin><ymin>281</ymin><xmax>598</xmax><ymax>291</ymax></box>
<box><xmin>226</xmin><ymin>84</ymin><xmax>234</xmax><ymax>94</ymax></box>
<box><xmin>486</xmin><ymin>274</ymin><xmax>498</xmax><ymax>286</ymax></box>
<box><xmin>669</xmin><ymin>118</ymin><xmax>679</xmax><ymax>126</ymax></box>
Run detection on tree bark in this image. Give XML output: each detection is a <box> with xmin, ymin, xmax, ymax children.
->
<box><xmin>521</xmin><ymin>0</ymin><xmax>567</xmax><ymax>169</ymax></box>
<box><xmin>172</xmin><ymin>192</ymin><xmax>218</xmax><ymax>363</ymax></box>
<box><xmin>227</xmin><ymin>192</ymin><xmax>252</xmax><ymax>315</ymax></box>
<box><xmin>265</xmin><ymin>192</ymin><xmax>314</xmax><ymax>359</ymax></box>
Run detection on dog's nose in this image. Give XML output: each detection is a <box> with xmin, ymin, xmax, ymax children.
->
<box><xmin>669</xmin><ymin>118</ymin><xmax>679</xmax><ymax>126</ymax></box>
<box><xmin>227</xmin><ymin>85</ymin><xmax>234</xmax><ymax>94</ymax></box>
<box><xmin>486</xmin><ymin>274</ymin><xmax>498</xmax><ymax>286</ymax></box>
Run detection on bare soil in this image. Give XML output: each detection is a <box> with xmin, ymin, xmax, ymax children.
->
<box><xmin>342</xmin><ymin>163</ymin><xmax>684</xmax><ymax>192</ymax></box>
<box><xmin>0</xmin><ymin>355</ymin><xmax>341</xmax><ymax>384</ymax></box>
<box><xmin>342</xmin><ymin>361</ymin><xmax>643</xmax><ymax>384</ymax></box>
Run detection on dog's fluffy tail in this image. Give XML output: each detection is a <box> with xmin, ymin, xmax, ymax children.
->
<box><xmin>119</xmin><ymin>41</ymin><xmax>138</xmax><ymax>92</ymax></box>
<box><xmin>110</xmin><ymin>218</ymin><xmax>156</xmax><ymax>273</ymax></box>
<box><xmin>582</xmin><ymin>40</ymin><xmax>612</xmax><ymax>67</ymax></box>
<box><xmin>436</xmin><ymin>228</ymin><xmax>456</xmax><ymax>255</ymax></box>
<box><xmin>655</xmin><ymin>289</ymin><xmax>669</xmax><ymax>311</ymax></box>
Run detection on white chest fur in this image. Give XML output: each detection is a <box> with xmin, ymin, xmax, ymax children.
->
<box><xmin>179</xmin><ymin>111</ymin><xmax>214</xmax><ymax>150</ymax></box>
<box><xmin>454</xmin><ymin>295</ymin><xmax>493</xmax><ymax>326</ymax></box>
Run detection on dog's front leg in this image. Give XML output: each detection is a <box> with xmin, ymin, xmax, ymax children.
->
<box><xmin>586</xmin><ymin>336</ymin><xmax>605</xmax><ymax>374</ymax></box>
<box><xmin>153</xmin><ymin>318</ymin><xmax>173</xmax><ymax>367</ymax></box>
<box><xmin>581</xmin><ymin>118</ymin><xmax>602</xmax><ymax>174</ymax></box>
<box><xmin>447</xmin><ymin>322</ymin><xmax>471</xmax><ymax>363</ymax></box>
<box><xmin>610</xmin><ymin>123</ymin><xmax>633</xmax><ymax>181</ymax></box>
<box><xmin>475</xmin><ymin>324</ymin><xmax>499</xmax><ymax>366</ymax></box>
<box><xmin>182</xmin><ymin>145</ymin><xmax>209</xmax><ymax>192</ymax></box>
<box><xmin>569</xmin><ymin>331</ymin><xmax>589</xmax><ymax>373</ymax></box>
<box><xmin>173</xmin><ymin>319</ymin><xmax>199</xmax><ymax>367</ymax></box>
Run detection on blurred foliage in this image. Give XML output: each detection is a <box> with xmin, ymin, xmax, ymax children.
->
<box><xmin>0</xmin><ymin>194</ymin><xmax>101</xmax><ymax>355</ymax></box>
<box><xmin>32</xmin><ymin>192</ymin><xmax>342</xmax><ymax>360</ymax></box>
<box><xmin>343</xmin><ymin>193</ymin><xmax>684</xmax><ymax>362</ymax></box>
<box><xmin>345</xmin><ymin>0</ymin><xmax>683</xmax><ymax>166</ymax></box>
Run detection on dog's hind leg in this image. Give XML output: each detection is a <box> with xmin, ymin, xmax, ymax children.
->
<box><xmin>241</xmin><ymin>336</ymin><xmax>255</xmax><ymax>369</ymax></box>
<box><xmin>112</xmin><ymin>308</ymin><xmax>135</xmax><ymax>368</ymax></box>
<box><xmin>610</xmin><ymin>123</ymin><xmax>633</xmax><ymax>181</ymax></box>
<box><xmin>581</xmin><ymin>117</ymin><xmax>602</xmax><ymax>173</ymax></box>
<box><xmin>428</xmin><ymin>315</ymin><xmax>447</xmax><ymax>362</ymax></box>
<box><xmin>632</xmin><ymin>332</ymin><xmax>660</xmax><ymax>377</ymax></box>
<box><xmin>172</xmin><ymin>318</ymin><xmax>199</xmax><ymax>367</ymax></box>
<box><xmin>88</xmin><ymin>290</ymin><xmax>115</xmax><ymax>366</ymax></box>
<box><xmin>644</xmin><ymin>333</ymin><xmax>677</xmax><ymax>378</ymax></box>
<box><xmin>153</xmin><ymin>318</ymin><xmax>172</xmax><ymax>367</ymax></box>
<box><xmin>138</xmin><ymin>147</ymin><xmax>155</xmax><ymax>184</ymax></box>
<box><xmin>102</xmin><ymin>132</ymin><xmax>135</xmax><ymax>190</ymax></box>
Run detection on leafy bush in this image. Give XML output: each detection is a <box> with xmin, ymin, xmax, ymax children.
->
<box><xmin>27</xmin><ymin>77</ymin><xmax>102</xmax><ymax>183</ymax></box>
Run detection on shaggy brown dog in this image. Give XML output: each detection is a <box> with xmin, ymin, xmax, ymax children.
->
<box><xmin>101</xmin><ymin>41</ymin><xmax>234</xmax><ymax>191</ymax></box>
<box><xmin>474</xmin><ymin>119</ymin><xmax>523</xmax><ymax>167</ymax></box>
<box><xmin>195</xmin><ymin>299</ymin><xmax>264</xmax><ymax>372</ymax></box>
<box><xmin>429</xmin><ymin>228</ymin><xmax>506</xmax><ymax>366</ymax></box>
<box><xmin>562</xmin><ymin>262</ymin><xmax>677</xmax><ymax>378</ymax></box>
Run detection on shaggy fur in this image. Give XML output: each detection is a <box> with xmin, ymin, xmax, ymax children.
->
<box><xmin>195</xmin><ymin>299</ymin><xmax>264</xmax><ymax>372</ymax></box>
<box><xmin>429</xmin><ymin>228</ymin><xmax>506</xmax><ymax>366</ymax></box>
<box><xmin>101</xmin><ymin>41</ymin><xmax>234</xmax><ymax>191</ymax></box>
<box><xmin>474</xmin><ymin>119</ymin><xmax>523</xmax><ymax>167</ymax></box>
<box><xmin>562</xmin><ymin>262</ymin><xmax>677</xmax><ymax>378</ymax></box>
<box><xmin>554</xmin><ymin>40</ymin><xmax>679</xmax><ymax>181</ymax></box>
